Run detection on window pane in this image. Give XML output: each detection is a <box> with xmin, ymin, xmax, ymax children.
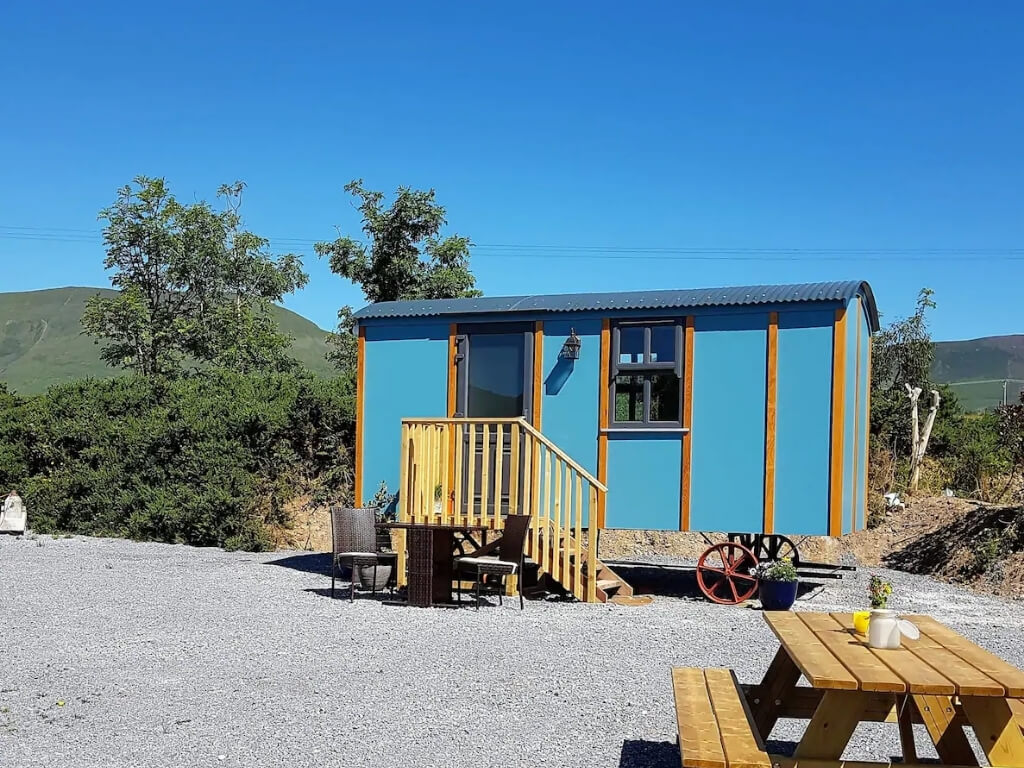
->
<box><xmin>649</xmin><ymin>373</ymin><xmax>680</xmax><ymax>422</ymax></box>
<box><xmin>650</xmin><ymin>325</ymin><xmax>676</xmax><ymax>363</ymax></box>
<box><xmin>467</xmin><ymin>333</ymin><xmax>524</xmax><ymax>417</ymax></box>
<box><xmin>614</xmin><ymin>375</ymin><xmax>644</xmax><ymax>422</ymax></box>
<box><xmin>618</xmin><ymin>327</ymin><xmax>643</xmax><ymax>364</ymax></box>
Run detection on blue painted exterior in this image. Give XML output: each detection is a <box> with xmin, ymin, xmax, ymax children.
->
<box><xmin>689</xmin><ymin>313</ymin><xmax>768</xmax><ymax>533</ymax></box>
<box><xmin>357</xmin><ymin>285</ymin><xmax>874</xmax><ymax>536</ymax></box>
<box><xmin>842</xmin><ymin>300</ymin><xmax>859</xmax><ymax>534</ymax></box>
<box><xmin>606</xmin><ymin>433</ymin><xmax>681</xmax><ymax>529</ymax></box>
<box><xmin>774</xmin><ymin>310</ymin><xmax>835</xmax><ymax>535</ymax></box>
<box><xmin>362</xmin><ymin>321</ymin><xmax>449</xmax><ymax>501</ymax></box>
<box><xmin>855</xmin><ymin>299</ymin><xmax>871</xmax><ymax>531</ymax></box>
<box><xmin>540</xmin><ymin>319</ymin><xmax>600</xmax><ymax>478</ymax></box>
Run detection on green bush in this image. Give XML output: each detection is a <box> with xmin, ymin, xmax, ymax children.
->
<box><xmin>0</xmin><ymin>371</ymin><xmax>353</xmax><ymax>550</ymax></box>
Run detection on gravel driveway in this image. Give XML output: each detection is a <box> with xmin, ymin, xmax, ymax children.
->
<box><xmin>1</xmin><ymin>535</ymin><xmax>1021</xmax><ymax>768</ymax></box>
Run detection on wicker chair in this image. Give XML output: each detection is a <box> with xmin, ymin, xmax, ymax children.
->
<box><xmin>329</xmin><ymin>507</ymin><xmax>395</xmax><ymax>601</ymax></box>
<box><xmin>454</xmin><ymin>514</ymin><xmax>532</xmax><ymax>610</ymax></box>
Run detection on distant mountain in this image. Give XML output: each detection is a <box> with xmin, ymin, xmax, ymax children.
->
<box><xmin>0</xmin><ymin>287</ymin><xmax>335</xmax><ymax>394</ymax></box>
<box><xmin>932</xmin><ymin>335</ymin><xmax>1024</xmax><ymax>411</ymax></box>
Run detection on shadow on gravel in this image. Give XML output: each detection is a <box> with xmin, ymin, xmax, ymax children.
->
<box><xmin>303</xmin><ymin>587</ymin><xmax>401</xmax><ymax>603</ymax></box>
<box><xmin>766</xmin><ymin>739</ymin><xmax>797</xmax><ymax>756</ymax></box>
<box><xmin>619</xmin><ymin>740</ymin><xmax>679</xmax><ymax>768</ymax></box>
<box><xmin>883</xmin><ymin>502</ymin><xmax>1022</xmax><ymax>580</ymax></box>
<box><xmin>604</xmin><ymin>561</ymin><xmax>830</xmax><ymax>603</ymax></box>
<box><xmin>604</xmin><ymin>562</ymin><xmax>706</xmax><ymax>599</ymax></box>
<box><xmin>264</xmin><ymin>552</ymin><xmax>333</xmax><ymax>576</ymax></box>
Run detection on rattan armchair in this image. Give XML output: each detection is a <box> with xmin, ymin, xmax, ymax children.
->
<box><xmin>453</xmin><ymin>514</ymin><xmax>531</xmax><ymax>610</ymax></box>
<box><xmin>329</xmin><ymin>507</ymin><xmax>395</xmax><ymax>601</ymax></box>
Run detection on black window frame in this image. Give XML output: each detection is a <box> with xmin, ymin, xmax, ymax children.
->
<box><xmin>609</xmin><ymin>320</ymin><xmax>684</xmax><ymax>429</ymax></box>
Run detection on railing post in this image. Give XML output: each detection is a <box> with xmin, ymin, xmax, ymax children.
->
<box><xmin>453</xmin><ymin>422</ymin><xmax>464</xmax><ymax>526</ymax></box>
<box><xmin>492</xmin><ymin>423</ymin><xmax>504</xmax><ymax>529</ymax></box>
<box><xmin>562</xmin><ymin>468</ymin><xmax>572</xmax><ymax>595</ymax></box>
<box><xmin>574</xmin><ymin>472</ymin><xmax>583</xmax><ymax>600</ymax></box>
<box><xmin>480</xmin><ymin>424</ymin><xmax>491</xmax><ymax>528</ymax></box>
<box><xmin>509</xmin><ymin>423</ymin><xmax>521</xmax><ymax>516</ymax></box>
<box><xmin>587</xmin><ymin>485</ymin><xmax>598</xmax><ymax>603</ymax></box>
<box><xmin>553</xmin><ymin>460</ymin><xmax>563</xmax><ymax>585</ymax></box>
<box><xmin>467</xmin><ymin>423</ymin><xmax>477</xmax><ymax>526</ymax></box>
<box><xmin>542</xmin><ymin>449</ymin><xmax>552</xmax><ymax>578</ymax></box>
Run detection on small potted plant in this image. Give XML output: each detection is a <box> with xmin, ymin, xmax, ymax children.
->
<box><xmin>752</xmin><ymin>558</ymin><xmax>799</xmax><ymax>610</ymax></box>
<box><xmin>867</xmin><ymin>575</ymin><xmax>899</xmax><ymax>648</ymax></box>
<box><xmin>354</xmin><ymin>481</ymin><xmax>396</xmax><ymax>591</ymax></box>
<box><xmin>369</xmin><ymin>481</ymin><xmax>396</xmax><ymax>552</ymax></box>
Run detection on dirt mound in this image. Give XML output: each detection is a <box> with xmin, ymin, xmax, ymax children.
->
<box><xmin>269</xmin><ymin>495</ymin><xmax>332</xmax><ymax>552</ymax></box>
<box><xmin>845</xmin><ymin>496</ymin><xmax>1024</xmax><ymax>598</ymax></box>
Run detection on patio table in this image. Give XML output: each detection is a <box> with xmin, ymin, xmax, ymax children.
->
<box><xmin>382</xmin><ymin>522</ymin><xmax>489</xmax><ymax>608</ymax></box>
<box><xmin>748</xmin><ymin>611</ymin><xmax>1024</xmax><ymax>768</ymax></box>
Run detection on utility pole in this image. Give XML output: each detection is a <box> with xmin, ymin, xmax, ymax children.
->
<box><xmin>1004</xmin><ymin>379</ymin><xmax>1009</xmax><ymax>407</ymax></box>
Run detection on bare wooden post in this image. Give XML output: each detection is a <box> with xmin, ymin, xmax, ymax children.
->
<box><xmin>906</xmin><ymin>384</ymin><xmax>941</xmax><ymax>493</ymax></box>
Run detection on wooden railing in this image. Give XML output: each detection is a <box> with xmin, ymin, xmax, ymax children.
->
<box><xmin>394</xmin><ymin>417</ymin><xmax>607</xmax><ymax>602</ymax></box>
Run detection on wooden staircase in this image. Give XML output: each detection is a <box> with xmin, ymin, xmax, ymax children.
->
<box><xmin>395</xmin><ymin>417</ymin><xmax>635</xmax><ymax>603</ymax></box>
<box><xmin>535</xmin><ymin>529</ymin><xmax>633</xmax><ymax>602</ymax></box>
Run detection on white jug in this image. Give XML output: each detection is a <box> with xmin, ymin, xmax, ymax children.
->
<box><xmin>868</xmin><ymin>610</ymin><xmax>900</xmax><ymax>648</ymax></box>
<box><xmin>868</xmin><ymin>610</ymin><xmax>919</xmax><ymax>649</ymax></box>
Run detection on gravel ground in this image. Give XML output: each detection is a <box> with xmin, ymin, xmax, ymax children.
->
<box><xmin>1</xmin><ymin>535</ymin><xmax>1021</xmax><ymax>768</ymax></box>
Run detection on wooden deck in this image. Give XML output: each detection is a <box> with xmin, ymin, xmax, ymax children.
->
<box><xmin>395</xmin><ymin>417</ymin><xmax>633</xmax><ymax>603</ymax></box>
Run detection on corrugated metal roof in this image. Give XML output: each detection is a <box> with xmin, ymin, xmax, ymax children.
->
<box><xmin>353</xmin><ymin>280</ymin><xmax>879</xmax><ymax>331</ymax></box>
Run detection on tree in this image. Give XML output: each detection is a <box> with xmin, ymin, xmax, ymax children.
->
<box><xmin>870</xmin><ymin>288</ymin><xmax>940</xmax><ymax>492</ymax></box>
<box><xmin>83</xmin><ymin>177</ymin><xmax>308</xmax><ymax>376</ymax></box>
<box><xmin>315</xmin><ymin>179</ymin><xmax>480</xmax><ymax>370</ymax></box>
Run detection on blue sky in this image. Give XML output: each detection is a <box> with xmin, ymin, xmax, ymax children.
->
<box><xmin>1</xmin><ymin>2</ymin><xmax>1022</xmax><ymax>341</ymax></box>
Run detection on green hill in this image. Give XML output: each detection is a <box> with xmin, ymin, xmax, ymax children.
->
<box><xmin>932</xmin><ymin>335</ymin><xmax>1024</xmax><ymax>411</ymax></box>
<box><xmin>0</xmin><ymin>287</ymin><xmax>335</xmax><ymax>394</ymax></box>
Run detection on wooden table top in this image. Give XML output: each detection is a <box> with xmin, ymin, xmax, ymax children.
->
<box><xmin>764</xmin><ymin>611</ymin><xmax>1024</xmax><ymax>697</ymax></box>
<box><xmin>380</xmin><ymin>521</ymin><xmax>490</xmax><ymax>531</ymax></box>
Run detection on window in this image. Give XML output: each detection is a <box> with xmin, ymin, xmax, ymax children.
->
<box><xmin>610</xmin><ymin>321</ymin><xmax>684</xmax><ymax>427</ymax></box>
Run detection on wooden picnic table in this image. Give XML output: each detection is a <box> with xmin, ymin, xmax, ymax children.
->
<box><xmin>745</xmin><ymin>611</ymin><xmax>1024</xmax><ymax>768</ymax></box>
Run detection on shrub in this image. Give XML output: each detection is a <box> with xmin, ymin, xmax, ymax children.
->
<box><xmin>0</xmin><ymin>370</ymin><xmax>354</xmax><ymax>550</ymax></box>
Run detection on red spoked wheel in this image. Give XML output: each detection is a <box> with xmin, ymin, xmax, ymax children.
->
<box><xmin>697</xmin><ymin>542</ymin><xmax>759</xmax><ymax>605</ymax></box>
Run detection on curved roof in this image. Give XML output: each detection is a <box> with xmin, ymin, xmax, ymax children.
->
<box><xmin>354</xmin><ymin>280</ymin><xmax>880</xmax><ymax>331</ymax></box>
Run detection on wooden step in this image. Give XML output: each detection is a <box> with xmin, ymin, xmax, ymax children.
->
<box><xmin>595</xmin><ymin>579</ymin><xmax>621</xmax><ymax>592</ymax></box>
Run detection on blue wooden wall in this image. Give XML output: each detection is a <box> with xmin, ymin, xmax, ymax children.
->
<box><xmin>689</xmin><ymin>313</ymin><xmax>768</xmax><ymax>532</ymax></box>
<box><xmin>774</xmin><ymin>310</ymin><xmax>834</xmax><ymax>535</ymax></box>
<box><xmin>606</xmin><ymin>433</ymin><xmax>681</xmax><ymax>528</ymax></box>
<box><xmin>362</xmin><ymin>321</ymin><xmax>449</xmax><ymax>502</ymax></box>
<box><xmin>540</xmin><ymin>318</ymin><xmax>600</xmax><ymax>478</ymax></box>
<box><xmin>358</xmin><ymin>297</ymin><xmax>870</xmax><ymax>534</ymax></box>
<box><xmin>855</xmin><ymin>301</ymin><xmax>871</xmax><ymax>531</ymax></box>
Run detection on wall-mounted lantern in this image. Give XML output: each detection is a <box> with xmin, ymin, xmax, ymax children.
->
<box><xmin>560</xmin><ymin>328</ymin><xmax>582</xmax><ymax>360</ymax></box>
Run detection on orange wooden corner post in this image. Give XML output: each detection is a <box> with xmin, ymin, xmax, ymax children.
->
<box><xmin>531</xmin><ymin>322</ymin><xmax>543</xmax><ymax>520</ymax></box>
<box><xmin>763</xmin><ymin>312</ymin><xmax>778</xmax><ymax>534</ymax></box>
<box><xmin>354</xmin><ymin>325</ymin><xmax>366</xmax><ymax>506</ymax></box>
<box><xmin>829</xmin><ymin>307</ymin><xmax>848</xmax><ymax>537</ymax></box>
<box><xmin>597</xmin><ymin>319</ymin><xmax>610</xmax><ymax>528</ymax></box>
<box><xmin>532</xmin><ymin>321</ymin><xmax>543</xmax><ymax>429</ymax></box>
<box><xmin>680</xmin><ymin>316</ymin><xmax>695</xmax><ymax>531</ymax></box>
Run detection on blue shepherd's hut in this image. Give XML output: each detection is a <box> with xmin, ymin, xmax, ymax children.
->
<box><xmin>353</xmin><ymin>281</ymin><xmax>878</xmax><ymax>602</ymax></box>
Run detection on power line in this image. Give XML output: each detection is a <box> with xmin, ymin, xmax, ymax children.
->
<box><xmin>3</xmin><ymin>224</ymin><xmax>1024</xmax><ymax>262</ymax></box>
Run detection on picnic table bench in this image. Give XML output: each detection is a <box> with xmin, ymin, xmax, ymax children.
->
<box><xmin>673</xmin><ymin>611</ymin><xmax>1024</xmax><ymax>768</ymax></box>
